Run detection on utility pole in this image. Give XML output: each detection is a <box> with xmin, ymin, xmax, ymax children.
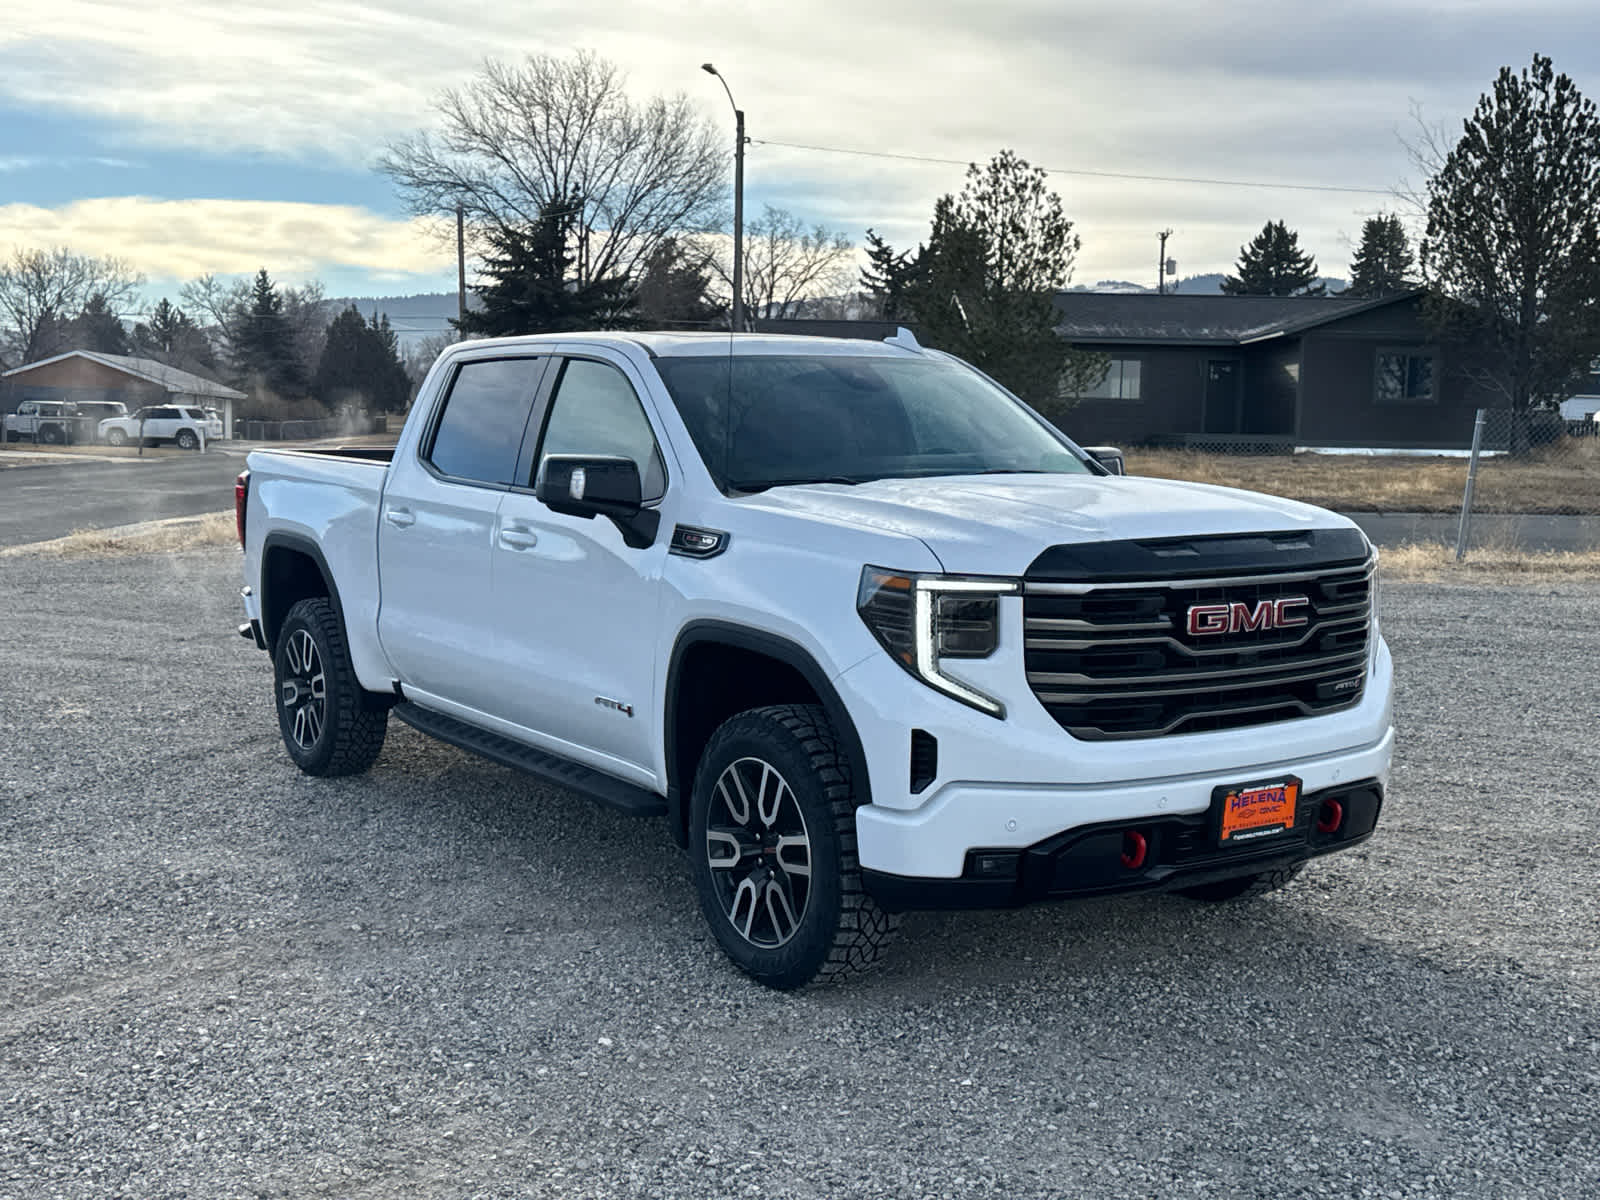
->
<box><xmin>703</xmin><ymin>64</ymin><xmax>745</xmax><ymax>332</ymax></box>
<box><xmin>456</xmin><ymin>203</ymin><xmax>467</xmax><ymax>330</ymax></box>
<box><xmin>1158</xmin><ymin>229</ymin><xmax>1173</xmax><ymax>295</ymax></box>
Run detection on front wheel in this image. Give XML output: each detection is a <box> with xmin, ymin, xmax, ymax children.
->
<box><xmin>689</xmin><ymin>704</ymin><xmax>898</xmax><ymax>989</ymax></box>
<box><xmin>105</xmin><ymin>429</ymin><xmax>127</xmax><ymax>447</ymax></box>
<box><xmin>175</xmin><ymin>428</ymin><xmax>199</xmax><ymax>450</ymax></box>
<box><xmin>273</xmin><ymin>597</ymin><xmax>388</xmax><ymax>776</ymax></box>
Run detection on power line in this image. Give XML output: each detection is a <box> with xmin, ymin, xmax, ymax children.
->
<box><xmin>750</xmin><ymin>138</ymin><xmax>1393</xmax><ymax>197</ymax></box>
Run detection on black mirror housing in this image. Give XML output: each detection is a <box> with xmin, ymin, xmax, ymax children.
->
<box><xmin>1083</xmin><ymin>445</ymin><xmax>1126</xmax><ymax>476</ymax></box>
<box><xmin>537</xmin><ymin>455</ymin><xmax>643</xmax><ymax>518</ymax></box>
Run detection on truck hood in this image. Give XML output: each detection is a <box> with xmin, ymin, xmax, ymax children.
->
<box><xmin>739</xmin><ymin>473</ymin><xmax>1355</xmax><ymax>576</ymax></box>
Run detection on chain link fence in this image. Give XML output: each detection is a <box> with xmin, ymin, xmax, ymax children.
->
<box><xmin>1454</xmin><ymin>407</ymin><xmax>1600</xmax><ymax>558</ymax></box>
<box><xmin>239</xmin><ymin>416</ymin><xmax>389</xmax><ymax>442</ymax></box>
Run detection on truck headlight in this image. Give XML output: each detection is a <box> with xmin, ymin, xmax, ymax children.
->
<box><xmin>857</xmin><ymin>567</ymin><xmax>1018</xmax><ymax>718</ymax></box>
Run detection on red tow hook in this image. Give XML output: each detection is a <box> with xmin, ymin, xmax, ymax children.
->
<box><xmin>1120</xmin><ymin>830</ymin><xmax>1149</xmax><ymax>870</ymax></box>
<box><xmin>1316</xmin><ymin>798</ymin><xmax>1344</xmax><ymax>834</ymax></box>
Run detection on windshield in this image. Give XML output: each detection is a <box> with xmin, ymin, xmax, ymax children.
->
<box><xmin>654</xmin><ymin>354</ymin><xmax>1092</xmax><ymax>491</ymax></box>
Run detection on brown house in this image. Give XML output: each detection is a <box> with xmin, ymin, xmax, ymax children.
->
<box><xmin>1055</xmin><ymin>291</ymin><xmax>1499</xmax><ymax>451</ymax></box>
<box><xmin>0</xmin><ymin>350</ymin><xmax>246</xmax><ymax>438</ymax></box>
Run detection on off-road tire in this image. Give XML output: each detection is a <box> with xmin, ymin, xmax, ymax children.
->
<box><xmin>689</xmin><ymin>704</ymin><xmax>898</xmax><ymax>989</ymax></box>
<box><xmin>104</xmin><ymin>428</ymin><xmax>127</xmax><ymax>447</ymax></box>
<box><xmin>175</xmin><ymin>428</ymin><xmax>199</xmax><ymax>450</ymax></box>
<box><xmin>1179</xmin><ymin>862</ymin><xmax>1304</xmax><ymax>902</ymax></box>
<box><xmin>273</xmin><ymin>597</ymin><xmax>388</xmax><ymax>777</ymax></box>
<box><xmin>39</xmin><ymin>425</ymin><xmax>64</xmax><ymax>445</ymax></box>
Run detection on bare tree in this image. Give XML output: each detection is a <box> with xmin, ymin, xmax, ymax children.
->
<box><xmin>179</xmin><ymin>272</ymin><xmax>330</xmax><ymax>379</ymax></box>
<box><xmin>0</xmin><ymin>246</ymin><xmax>144</xmax><ymax>366</ymax></box>
<box><xmin>378</xmin><ymin>51</ymin><xmax>727</xmax><ymax>292</ymax></box>
<box><xmin>710</xmin><ymin>205</ymin><xmax>854</xmax><ymax>320</ymax></box>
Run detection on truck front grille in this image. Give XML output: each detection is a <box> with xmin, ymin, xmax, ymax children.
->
<box><xmin>1022</xmin><ymin>562</ymin><xmax>1373</xmax><ymax>740</ymax></box>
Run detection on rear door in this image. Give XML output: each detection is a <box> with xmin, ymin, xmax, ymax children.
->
<box><xmin>376</xmin><ymin>355</ymin><xmax>549</xmax><ymax>714</ymax></box>
<box><xmin>488</xmin><ymin>351</ymin><xmax>673</xmax><ymax>778</ymax></box>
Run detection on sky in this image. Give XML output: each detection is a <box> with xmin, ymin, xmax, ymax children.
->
<box><xmin>3</xmin><ymin>0</ymin><xmax>1598</xmax><ymax>326</ymax></box>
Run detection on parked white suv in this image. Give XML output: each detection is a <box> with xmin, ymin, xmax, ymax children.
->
<box><xmin>236</xmin><ymin>331</ymin><xmax>1394</xmax><ymax>988</ymax></box>
<box><xmin>99</xmin><ymin>404</ymin><xmax>221</xmax><ymax>449</ymax></box>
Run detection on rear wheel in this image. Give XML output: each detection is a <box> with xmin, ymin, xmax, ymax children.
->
<box><xmin>689</xmin><ymin>704</ymin><xmax>897</xmax><ymax>989</ymax></box>
<box><xmin>104</xmin><ymin>428</ymin><xmax>127</xmax><ymax>447</ymax></box>
<box><xmin>272</xmin><ymin>597</ymin><xmax>388</xmax><ymax>776</ymax></box>
<box><xmin>175</xmin><ymin>428</ymin><xmax>199</xmax><ymax>450</ymax></box>
<box><xmin>39</xmin><ymin>425</ymin><xmax>63</xmax><ymax>445</ymax></box>
<box><xmin>1179</xmin><ymin>863</ymin><xmax>1304</xmax><ymax>902</ymax></box>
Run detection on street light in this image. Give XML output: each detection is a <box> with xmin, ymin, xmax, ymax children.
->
<box><xmin>702</xmin><ymin>63</ymin><xmax>745</xmax><ymax>332</ymax></box>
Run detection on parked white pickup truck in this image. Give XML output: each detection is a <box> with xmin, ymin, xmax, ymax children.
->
<box><xmin>236</xmin><ymin>331</ymin><xmax>1394</xmax><ymax>988</ymax></box>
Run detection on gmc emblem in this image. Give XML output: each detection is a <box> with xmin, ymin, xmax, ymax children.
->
<box><xmin>1186</xmin><ymin>596</ymin><xmax>1309</xmax><ymax>636</ymax></box>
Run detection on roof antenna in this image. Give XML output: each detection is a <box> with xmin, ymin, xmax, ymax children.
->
<box><xmin>884</xmin><ymin>326</ymin><xmax>922</xmax><ymax>351</ymax></box>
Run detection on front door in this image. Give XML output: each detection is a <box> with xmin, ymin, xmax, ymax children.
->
<box><xmin>490</xmin><ymin>352</ymin><xmax>671</xmax><ymax>781</ymax></box>
<box><xmin>1203</xmin><ymin>360</ymin><xmax>1241</xmax><ymax>435</ymax></box>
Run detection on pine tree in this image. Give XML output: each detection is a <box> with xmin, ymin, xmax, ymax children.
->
<box><xmin>1423</xmin><ymin>53</ymin><xmax>1600</xmax><ymax>425</ymax></box>
<box><xmin>860</xmin><ymin>229</ymin><xmax>918</xmax><ymax>321</ymax></box>
<box><xmin>68</xmin><ymin>293</ymin><xmax>130</xmax><ymax>355</ymax></box>
<box><xmin>314</xmin><ymin>306</ymin><xmax>411</xmax><ymax>413</ymax></box>
<box><xmin>457</xmin><ymin>196</ymin><xmax>632</xmax><ymax>337</ymax></box>
<box><xmin>133</xmin><ymin>299</ymin><xmax>216</xmax><ymax>369</ymax></box>
<box><xmin>1347</xmin><ymin>215</ymin><xmax>1416</xmax><ymax>297</ymax></box>
<box><xmin>630</xmin><ymin>237</ymin><xmax>722</xmax><ymax>327</ymax></box>
<box><xmin>1221</xmin><ymin>221</ymin><xmax>1324</xmax><ymax>296</ymax></box>
<box><xmin>233</xmin><ymin>269</ymin><xmax>310</xmax><ymax>397</ymax></box>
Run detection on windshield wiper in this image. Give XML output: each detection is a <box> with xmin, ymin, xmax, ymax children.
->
<box><xmin>728</xmin><ymin>475</ymin><xmax>863</xmax><ymax>493</ymax></box>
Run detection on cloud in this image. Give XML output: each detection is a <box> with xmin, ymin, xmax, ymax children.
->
<box><xmin>0</xmin><ymin>196</ymin><xmax>450</xmax><ymax>285</ymax></box>
<box><xmin>1</xmin><ymin>0</ymin><xmax>1595</xmax><ymax>282</ymax></box>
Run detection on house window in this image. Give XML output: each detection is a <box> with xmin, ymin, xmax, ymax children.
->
<box><xmin>1374</xmin><ymin>348</ymin><xmax>1437</xmax><ymax>405</ymax></box>
<box><xmin>1077</xmin><ymin>358</ymin><xmax>1142</xmax><ymax>401</ymax></box>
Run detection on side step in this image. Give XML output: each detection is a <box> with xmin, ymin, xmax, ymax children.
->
<box><xmin>393</xmin><ymin>702</ymin><xmax>666</xmax><ymax>817</ymax></box>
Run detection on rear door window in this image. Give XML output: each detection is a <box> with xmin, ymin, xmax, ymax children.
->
<box><xmin>424</xmin><ymin>358</ymin><xmax>544</xmax><ymax>486</ymax></box>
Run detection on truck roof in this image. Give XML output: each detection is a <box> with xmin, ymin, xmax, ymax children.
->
<box><xmin>449</xmin><ymin>331</ymin><xmax>925</xmax><ymax>360</ymax></box>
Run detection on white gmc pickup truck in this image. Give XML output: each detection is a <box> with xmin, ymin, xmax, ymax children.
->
<box><xmin>236</xmin><ymin>331</ymin><xmax>1394</xmax><ymax>988</ymax></box>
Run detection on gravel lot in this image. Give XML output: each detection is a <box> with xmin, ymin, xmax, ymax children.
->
<box><xmin>1</xmin><ymin>548</ymin><xmax>1597</xmax><ymax>1199</ymax></box>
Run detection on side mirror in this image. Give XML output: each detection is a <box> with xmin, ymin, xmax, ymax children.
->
<box><xmin>1083</xmin><ymin>445</ymin><xmax>1126</xmax><ymax>476</ymax></box>
<box><xmin>535</xmin><ymin>454</ymin><xmax>659</xmax><ymax>548</ymax></box>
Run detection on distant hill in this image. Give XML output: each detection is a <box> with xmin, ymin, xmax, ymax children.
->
<box><xmin>1069</xmin><ymin>273</ymin><xmax>1349</xmax><ymax>296</ymax></box>
<box><xmin>331</xmin><ymin>292</ymin><xmax>462</xmax><ymax>349</ymax></box>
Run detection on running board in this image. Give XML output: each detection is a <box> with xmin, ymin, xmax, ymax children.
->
<box><xmin>393</xmin><ymin>702</ymin><xmax>666</xmax><ymax>817</ymax></box>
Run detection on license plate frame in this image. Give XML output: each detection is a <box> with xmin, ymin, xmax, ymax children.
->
<box><xmin>1211</xmin><ymin>775</ymin><xmax>1302</xmax><ymax>849</ymax></box>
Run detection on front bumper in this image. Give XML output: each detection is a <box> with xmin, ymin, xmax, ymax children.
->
<box><xmin>864</xmin><ymin>777</ymin><xmax>1382</xmax><ymax>911</ymax></box>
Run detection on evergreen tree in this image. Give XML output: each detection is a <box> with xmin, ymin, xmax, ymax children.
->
<box><xmin>313</xmin><ymin>306</ymin><xmax>412</xmax><ymax>413</ymax></box>
<box><xmin>1423</xmin><ymin>53</ymin><xmax>1600</xmax><ymax>427</ymax></box>
<box><xmin>859</xmin><ymin>229</ymin><xmax>919</xmax><ymax>321</ymax></box>
<box><xmin>68</xmin><ymin>293</ymin><xmax>130</xmax><ymax>355</ymax></box>
<box><xmin>1347</xmin><ymin>215</ymin><xmax>1416</xmax><ymax>297</ymax></box>
<box><xmin>132</xmin><ymin>298</ymin><xmax>216</xmax><ymax>368</ymax></box>
<box><xmin>1221</xmin><ymin>221</ymin><xmax>1324</xmax><ymax>295</ymax></box>
<box><xmin>233</xmin><ymin>269</ymin><xmax>310</xmax><ymax>397</ymax></box>
<box><xmin>902</xmin><ymin>151</ymin><xmax>1103</xmax><ymax>407</ymax></box>
<box><xmin>456</xmin><ymin>196</ymin><xmax>632</xmax><ymax>337</ymax></box>
<box><xmin>630</xmin><ymin>237</ymin><xmax>722</xmax><ymax>327</ymax></box>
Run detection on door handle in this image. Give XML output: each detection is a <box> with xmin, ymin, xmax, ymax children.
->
<box><xmin>498</xmin><ymin>527</ymin><xmax>539</xmax><ymax>550</ymax></box>
<box><xmin>384</xmin><ymin>507</ymin><xmax>415</xmax><ymax>529</ymax></box>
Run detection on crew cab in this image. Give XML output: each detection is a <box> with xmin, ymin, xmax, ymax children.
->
<box><xmin>99</xmin><ymin>404</ymin><xmax>220</xmax><ymax>449</ymax></box>
<box><xmin>235</xmin><ymin>331</ymin><xmax>1394</xmax><ymax>988</ymax></box>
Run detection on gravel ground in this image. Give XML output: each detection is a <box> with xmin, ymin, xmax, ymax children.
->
<box><xmin>1</xmin><ymin>548</ymin><xmax>1597</xmax><ymax>1200</ymax></box>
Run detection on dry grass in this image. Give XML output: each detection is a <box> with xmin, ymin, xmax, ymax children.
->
<box><xmin>0</xmin><ymin>511</ymin><xmax>235</xmax><ymax>559</ymax></box>
<box><xmin>0</xmin><ymin>441</ymin><xmax>191</xmax><ymax>462</ymax></box>
<box><xmin>1125</xmin><ymin>440</ymin><xmax>1600</xmax><ymax>514</ymax></box>
<box><xmin>1378</xmin><ymin>539</ymin><xmax>1600</xmax><ymax>582</ymax></box>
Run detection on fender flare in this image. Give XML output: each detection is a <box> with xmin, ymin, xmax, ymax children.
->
<box><xmin>259</xmin><ymin>531</ymin><xmax>347</xmax><ymax>649</ymax></box>
<box><xmin>663</xmin><ymin>619</ymin><xmax>871</xmax><ymax>847</ymax></box>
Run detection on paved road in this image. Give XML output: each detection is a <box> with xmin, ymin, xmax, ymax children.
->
<box><xmin>0</xmin><ymin>451</ymin><xmax>248</xmax><ymax>548</ymax></box>
<box><xmin>3</xmin><ymin>449</ymin><xmax>1595</xmax><ymax>554</ymax></box>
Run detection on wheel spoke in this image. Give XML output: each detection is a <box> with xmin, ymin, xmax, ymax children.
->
<box><xmin>756</xmin><ymin>762</ymin><xmax>782</xmax><ymax>827</ymax></box>
<box><xmin>730</xmin><ymin>876</ymin><xmax>760</xmax><ymax>939</ymax></box>
<box><xmin>303</xmin><ymin>699</ymin><xmax>323</xmax><ymax>745</ymax></box>
<box><xmin>705</xmin><ymin>828</ymin><xmax>745</xmax><ymax>869</ymax></box>
<box><xmin>774</xmin><ymin>834</ymin><xmax>811</xmax><ymax>879</ymax></box>
<box><xmin>718</xmin><ymin>771</ymin><xmax>750</xmax><ymax>825</ymax></box>
<box><xmin>763</xmin><ymin>877</ymin><xmax>799</xmax><ymax>942</ymax></box>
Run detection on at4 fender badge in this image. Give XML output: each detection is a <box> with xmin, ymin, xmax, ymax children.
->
<box><xmin>594</xmin><ymin>696</ymin><xmax>634</xmax><ymax>718</ymax></box>
<box><xmin>1186</xmin><ymin>596</ymin><xmax>1309</xmax><ymax>636</ymax></box>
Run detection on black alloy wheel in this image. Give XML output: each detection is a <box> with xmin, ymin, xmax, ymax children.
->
<box><xmin>272</xmin><ymin>597</ymin><xmax>388</xmax><ymax>776</ymax></box>
<box><xmin>688</xmin><ymin>704</ymin><xmax>897</xmax><ymax>989</ymax></box>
